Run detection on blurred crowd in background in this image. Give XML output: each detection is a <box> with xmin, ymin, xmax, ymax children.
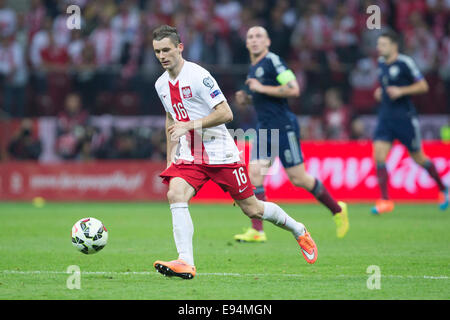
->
<box><xmin>1</xmin><ymin>0</ymin><xmax>450</xmax><ymax>161</ymax></box>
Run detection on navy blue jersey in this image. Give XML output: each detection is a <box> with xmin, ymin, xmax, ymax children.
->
<box><xmin>378</xmin><ymin>54</ymin><xmax>424</xmax><ymax>118</ymax></box>
<box><xmin>247</xmin><ymin>52</ymin><xmax>303</xmax><ymax>167</ymax></box>
<box><xmin>247</xmin><ymin>52</ymin><xmax>297</xmax><ymax>129</ymax></box>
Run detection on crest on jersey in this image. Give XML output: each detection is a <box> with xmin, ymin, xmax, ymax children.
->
<box><xmin>203</xmin><ymin>77</ymin><xmax>214</xmax><ymax>89</ymax></box>
<box><xmin>255</xmin><ymin>66</ymin><xmax>264</xmax><ymax>78</ymax></box>
<box><xmin>182</xmin><ymin>86</ymin><xmax>192</xmax><ymax>99</ymax></box>
<box><xmin>389</xmin><ymin>65</ymin><xmax>400</xmax><ymax>79</ymax></box>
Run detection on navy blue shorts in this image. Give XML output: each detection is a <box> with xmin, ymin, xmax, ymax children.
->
<box><xmin>373</xmin><ymin>116</ymin><xmax>422</xmax><ymax>152</ymax></box>
<box><xmin>251</xmin><ymin>121</ymin><xmax>304</xmax><ymax>168</ymax></box>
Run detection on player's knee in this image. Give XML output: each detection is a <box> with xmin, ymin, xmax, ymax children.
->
<box><xmin>410</xmin><ymin>151</ymin><xmax>427</xmax><ymax>165</ymax></box>
<box><xmin>374</xmin><ymin>151</ymin><xmax>387</xmax><ymax>164</ymax></box>
<box><xmin>166</xmin><ymin>188</ymin><xmax>186</xmax><ymax>203</ymax></box>
<box><xmin>373</xmin><ymin>146</ymin><xmax>389</xmax><ymax>163</ymax></box>
<box><xmin>290</xmin><ymin>173</ymin><xmax>312</xmax><ymax>189</ymax></box>
<box><xmin>244</xmin><ymin>208</ymin><xmax>262</xmax><ymax>219</ymax></box>
<box><xmin>248</xmin><ymin>171</ymin><xmax>258</xmax><ymax>182</ymax></box>
<box><xmin>290</xmin><ymin>176</ymin><xmax>307</xmax><ymax>188</ymax></box>
<box><xmin>248</xmin><ymin>166</ymin><xmax>263</xmax><ymax>181</ymax></box>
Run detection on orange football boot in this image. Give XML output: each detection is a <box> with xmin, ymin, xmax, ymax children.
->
<box><xmin>297</xmin><ymin>230</ymin><xmax>318</xmax><ymax>264</ymax></box>
<box><xmin>371</xmin><ymin>199</ymin><xmax>395</xmax><ymax>215</ymax></box>
<box><xmin>153</xmin><ymin>259</ymin><xmax>196</xmax><ymax>279</ymax></box>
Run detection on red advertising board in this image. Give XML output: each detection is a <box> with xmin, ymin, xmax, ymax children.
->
<box><xmin>0</xmin><ymin>161</ymin><xmax>168</xmax><ymax>201</ymax></box>
<box><xmin>300</xmin><ymin>141</ymin><xmax>448</xmax><ymax>201</ymax></box>
<box><xmin>194</xmin><ymin>141</ymin><xmax>450</xmax><ymax>202</ymax></box>
<box><xmin>0</xmin><ymin>141</ymin><xmax>448</xmax><ymax>202</ymax></box>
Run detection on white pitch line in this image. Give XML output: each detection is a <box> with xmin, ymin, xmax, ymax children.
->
<box><xmin>0</xmin><ymin>270</ymin><xmax>298</xmax><ymax>277</ymax></box>
<box><xmin>0</xmin><ymin>270</ymin><xmax>448</xmax><ymax>280</ymax></box>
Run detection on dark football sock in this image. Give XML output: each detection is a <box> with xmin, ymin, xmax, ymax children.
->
<box><xmin>376</xmin><ymin>163</ymin><xmax>390</xmax><ymax>200</ymax></box>
<box><xmin>423</xmin><ymin>160</ymin><xmax>446</xmax><ymax>191</ymax></box>
<box><xmin>252</xmin><ymin>186</ymin><xmax>266</xmax><ymax>231</ymax></box>
<box><xmin>251</xmin><ymin>219</ymin><xmax>263</xmax><ymax>232</ymax></box>
<box><xmin>310</xmin><ymin>178</ymin><xmax>342</xmax><ymax>215</ymax></box>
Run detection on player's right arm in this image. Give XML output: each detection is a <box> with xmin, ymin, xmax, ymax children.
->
<box><xmin>165</xmin><ymin>112</ymin><xmax>178</xmax><ymax>168</ymax></box>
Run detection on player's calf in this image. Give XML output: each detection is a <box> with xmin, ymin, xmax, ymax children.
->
<box><xmin>286</xmin><ymin>164</ymin><xmax>315</xmax><ymax>190</ymax></box>
<box><xmin>236</xmin><ymin>196</ymin><xmax>265</xmax><ymax>219</ymax></box>
<box><xmin>235</xmin><ymin>196</ymin><xmax>318</xmax><ymax>264</ymax></box>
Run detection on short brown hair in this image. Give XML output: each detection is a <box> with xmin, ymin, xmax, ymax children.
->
<box><xmin>380</xmin><ymin>30</ymin><xmax>400</xmax><ymax>45</ymax></box>
<box><xmin>152</xmin><ymin>25</ymin><xmax>181</xmax><ymax>46</ymax></box>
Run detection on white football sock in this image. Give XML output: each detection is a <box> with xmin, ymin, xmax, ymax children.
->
<box><xmin>170</xmin><ymin>202</ymin><xmax>194</xmax><ymax>266</ymax></box>
<box><xmin>262</xmin><ymin>202</ymin><xmax>305</xmax><ymax>239</ymax></box>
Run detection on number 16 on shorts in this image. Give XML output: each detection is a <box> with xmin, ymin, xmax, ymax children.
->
<box><xmin>232</xmin><ymin>167</ymin><xmax>248</xmax><ymax>187</ymax></box>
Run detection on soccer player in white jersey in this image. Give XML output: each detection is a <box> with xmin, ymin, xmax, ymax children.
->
<box><xmin>152</xmin><ymin>25</ymin><xmax>318</xmax><ymax>279</ymax></box>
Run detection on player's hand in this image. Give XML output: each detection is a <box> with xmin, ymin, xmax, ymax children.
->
<box><xmin>245</xmin><ymin>78</ymin><xmax>265</xmax><ymax>93</ymax></box>
<box><xmin>168</xmin><ymin>121</ymin><xmax>191</xmax><ymax>141</ymax></box>
<box><xmin>235</xmin><ymin>90</ymin><xmax>249</xmax><ymax>106</ymax></box>
<box><xmin>386</xmin><ymin>86</ymin><xmax>404</xmax><ymax>100</ymax></box>
<box><xmin>374</xmin><ymin>87</ymin><xmax>382</xmax><ymax>102</ymax></box>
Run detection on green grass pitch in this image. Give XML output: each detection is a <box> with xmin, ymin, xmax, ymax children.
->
<box><xmin>0</xmin><ymin>201</ymin><xmax>449</xmax><ymax>300</ymax></box>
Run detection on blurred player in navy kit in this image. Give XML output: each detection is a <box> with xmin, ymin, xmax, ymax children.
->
<box><xmin>372</xmin><ymin>31</ymin><xmax>448</xmax><ymax>214</ymax></box>
<box><xmin>233</xmin><ymin>26</ymin><xmax>349</xmax><ymax>242</ymax></box>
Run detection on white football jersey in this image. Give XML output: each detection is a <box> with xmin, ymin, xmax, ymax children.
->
<box><xmin>155</xmin><ymin>60</ymin><xmax>240</xmax><ymax>165</ymax></box>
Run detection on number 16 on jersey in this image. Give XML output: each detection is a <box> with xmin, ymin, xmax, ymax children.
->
<box><xmin>173</xmin><ymin>102</ymin><xmax>189</xmax><ymax>121</ymax></box>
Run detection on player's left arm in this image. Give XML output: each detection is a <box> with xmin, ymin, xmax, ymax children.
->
<box><xmin>246</xmin><ymin>77</ymin><xmax>300</xmax><ymax>98</ymax></box>
<box><xmin>168</xmin><ymin>101</ymin><xmax>233</xmax><ymax>140</ymax></box>
<box><xmin>246</xmin><ymin>55</ymin><xmax>300</xmax><ymax>98</ymax></box>
<box><xmin>168</xmin><ymin>72</ymin><xmax>234</xmax><ymax>140</ymax></box>
<box><xmin>386</xmin><ymin>79</ymin><xmax>429</xmax><ymax>100</ymax></box>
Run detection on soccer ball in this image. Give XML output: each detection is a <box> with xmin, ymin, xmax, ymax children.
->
<box><xmin>71</xmin><ymin>217</ymin><xmax>108</xmax><ymax>254</ymax></box>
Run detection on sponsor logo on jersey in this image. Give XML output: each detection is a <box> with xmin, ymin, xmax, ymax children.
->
<box><xmin>210</xmin><ymin>89</ymin><xmax>221</xmax><ymax>98</ymax></box>
<box><xmin>182</xmin><ymin>86</ymin><xmax>192</xmax><ymax>99</ymax></box>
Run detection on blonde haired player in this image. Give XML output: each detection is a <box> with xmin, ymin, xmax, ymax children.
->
<box><xmin>234</xmin><ymin>26</ymin><xmax>349</xmax><ymax>243</ymax></box>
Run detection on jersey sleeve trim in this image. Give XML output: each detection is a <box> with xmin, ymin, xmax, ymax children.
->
<box><xmin>398</xmin><ymin>54</ymin><xmax>424</xmax><ymax>82</ymax></box>
<box><xmin>276</xmin><ymin>69</ymin><xmax>296</xmax><ymax>85</ymax></box>
<box><xmin>267</xmin><ymin>52</ymin><xmax>290</xmax><ymax>75</ymax></box>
